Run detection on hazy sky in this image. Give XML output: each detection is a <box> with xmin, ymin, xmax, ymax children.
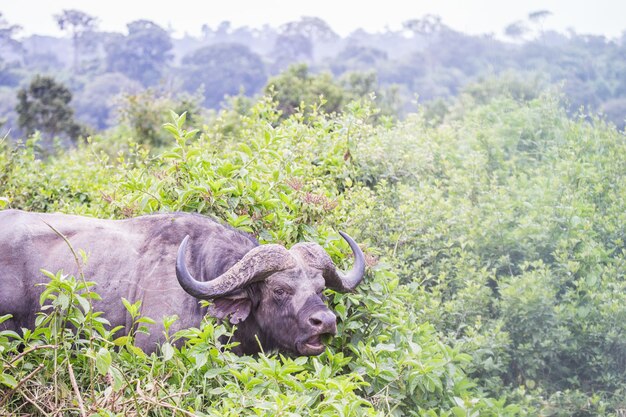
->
<box><xmin>2</xmin><ymin>0</ymin><xmax>625</xmax><ymax>39</ymax></box>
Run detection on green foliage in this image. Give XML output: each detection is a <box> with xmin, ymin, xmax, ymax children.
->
<box><xmin>4</xmin><ymin>13</ymin><xmax>626</xmax><ymax>135</ymax></box>
<box><xmin>331</xmin><ymin>45</ymin><xmax>389</xmax><ymax>75</ymax></box>
<box><xmin>264</xmin><ymin>64</ymin><xmax>398</xmax><ymax>122</ymax></box>
<box><xmin>265</xmin><ymin>64</ymin><xmax>347</xmax><ymax>119</ymax></box>
<box><xmin>271</xmin><ymin>33</ymin><xmax>313</xmax><ymax>72</ymax></box>
<box><xmin>54</xmin><ymin>9</ymin><xmax>97</xmax><ymax>74</ymax></box>
<box><xmin>181</xmin><ymin>43</ymin><xmax>267</xmax><ymax>108</ymax></box>
<box><xmin>339</xmin><ymin>93</ymin><xmax>626</xmax><ymax>415</ymax></box>
<box><xmin>105</xmin><ymin>20</ymin><xmax>173</xmax><ymax>86</ymax></box>
<box><xmin>2</xmin><ymin>90</ymin><xmax>626</xmax><ymax>416</ymax></box>
<box><xmin>0</xmin><ymin>268</ymin><xmax>380</xmax><ymax>415</ymax></box>
<box><xmin>15</xmin><ymin>75</ymin><xmax>87</xmax><ymax>144</ymax></box>
<box><xmin>74</xmin><ymin>72</ymin><xmax>142</xmax><ymax>130</ymax></box>
<box><xmin>117</xmin><ymin>89</ymin><xmax>203</xmax><ymax>147</ymax></box>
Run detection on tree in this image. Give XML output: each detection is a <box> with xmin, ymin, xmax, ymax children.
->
<box><xmin>117</xmin><ymin>88</ymin><xmax>202</xmax><ymax>147</ymax></box>
<box><xmin>0</xmin><ymin>12</ymin><xmax>19</xmax><ymax>37</ymax></box>
<box><xmin>105</xmin><ymin>20</ymin><xmax>173</xmax><ymax>86</ymax></box>
<box><xmin>504</xmin><ymin>21</ymin><xmax>529</xmax><ymax>41</ymax></box>
<box><xmin>216</xmin><ymin>21</ymin><xmax>232</xmax><ymax>38</ymax></box>
<box><xmin>181</xmin><ymin>43</ymin><xmax>266</xmax><ymax>108</ymax></box>
<box><xmin>331</xmin><ymin>44</ymin><xmax>388</xmax><ymax>75</ymax></box>
<box><xmin>402</xmin><ymin>15</ymin><xmax>450</xmax><ymax>72</ymax></box>
<box><xmin>403</xmin><ymin>14</ymin><xmax>445</xmax><ymax>39</ymax></box>
<box><xmin>600</xmin><ymin>97</ymin><xmax>626</xmax><ymax>129</ymax></box>
<box><xmin>271</xmin><ymin>33</ymin><xmax>313</xmax><ymax>72</ymax></box>
<box><xmin>54</xmin><ymin>9</ymin><xmax>97</xmax><ymax>73</ymax></box>
<box><xmin>0</xmin><ymin>14</ymin><xmax>23</xmax><ymax>85</ymax></box>
<box><xmin>264</xmin><ymin>64</ymin><xmax>346</xmax><ymax>118</ymax></box>
<box><xmin>74</xmin><ymin>72</ymin><xmax>142</xmax><ymax>130</ymax></box>
<box><xmin>0</xmin><ymin>12</ymin><xmax>22</xmax><ymax>52</ymax></box>
<box><xmin>16</xmin><ymin>75</ymin><xmax>86</xmax><ymax>143</ymax></box>
<box><xmin>280</xmin><ymin>16</ymin><xmax>339</xmax><ymax>43</ymax></box>
<box><xmin>278</xmin><ymin>17</ymin><xmax>339</xmax><ymax>62</ymax></box>
<box><xmin>528</xmin><ymin>9</ymin><xmax>552</xmax><ymax>31</ymax></box>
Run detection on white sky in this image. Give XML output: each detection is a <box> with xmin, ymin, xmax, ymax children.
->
<box><xmin>2</xmin><ymin>0</ymin><xmax>625</xmax><ymax>39</ymax></box>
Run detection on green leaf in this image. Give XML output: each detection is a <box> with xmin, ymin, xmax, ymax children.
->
<box><xmin>0</xmin><ymin>330</ymin><xmax>20</xmax><ymax>340</ymax></box>
<box><xmin>39</xmin><ymin>269</ymin><xmax>57</xmax><ymax>280</ymax></box>
<box><xmin>239</xmin><ymin>143</ymin><xmax>253</xmax><ymax>156</ymax></box>
<box><xmin>121</xmin><ymin>298</ymin><xmax>133</xmax><ymax>313</ymax></box>
<box><xmin>177</xmin><ymin>111</ymin><xmax>187</xmax><ymax>129</ymax></box>
<box><xmin>109</xmin><ymin>366</ymin><xmax>125</xmax><ymax>392</ymax></box>
<box><xmin>0</xmin><ymin>372</ymin><xmax>18</xmax><ymax>388</ymax></box>
<box><xmin>136</xmin><ymin>316</ymin><xmax>156</xmax><ymax>325</ymax></box>
<box><xmin>95</xmin><ymin>347</ymin><xmax>112</xmax><ymax>375</ymax></box>
<box><xmin>75</xmin><ymin>294</ymin><xmax>91</xmax><ymax>314</ymax></box>
<box><xmin>161</xmin><ymin>342</ymin><xmax>174</xmax><ymax>361</ymax></box>
<box><xmin>193</xmin><ymin>351</ymin><xmax>208</xmax><ymax>369</ymax></box>
<box><xmin>127</xmin><ymin>344</ymin><xmax>146</xmax><ymax>358</ymax></box>
<box><xmin>452</xmin><ymin>407</ymin><xmax>467</xmax><ymax>417</ymax></box>
<box><xmin>55</xmin><ymin>292</ymin><xmax>70</xmax><ymax>310</ymax></box>
<box><xmin>204</xmin><ymin>368</ymin><xmax>223</xmax><ymax>378</ymax></box>
<box><xmin>113</xmin><ymin>336</ymin><xmax>130</xmax><ymax>346</ymax></box>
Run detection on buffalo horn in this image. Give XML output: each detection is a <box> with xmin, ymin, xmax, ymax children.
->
<box><xmin>176</xmin><ymin>235</ymin><xmax>296</xmax><ymax>299</ymax></box>
<box><xmin>291</xmin><ymin>232</ymin><xmax>366</xmax><ymax>292</ymax></box>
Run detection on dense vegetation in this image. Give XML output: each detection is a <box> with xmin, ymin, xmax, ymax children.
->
<box><xmin>1</xmin><ymin>82</ymin><xmax>626</xmax><ymax>416</ymax></box>
<box><xmin>1</xmin><ymin>10</ymin><xmax>626</xmax><ymax>138</ymax></box>
<box><xmin>2</xmin><ymin>7</ymin><xmax>626</xmax><ymax>415</ymax></box>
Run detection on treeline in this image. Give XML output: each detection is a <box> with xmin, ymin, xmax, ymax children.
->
<box><xmin>1</xmin><ymin>10</ymin><xmax>625</xmax><ymax>139</ymax></box>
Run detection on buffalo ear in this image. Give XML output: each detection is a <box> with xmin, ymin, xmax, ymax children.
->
<box><xmin>208</xmin><ymin>291</ymin><xmax>252</xmax><ymax>325</ymax></box>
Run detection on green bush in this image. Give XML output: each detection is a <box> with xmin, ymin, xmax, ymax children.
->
<box><xmin>2</xmin><ymin>90</ymin><xmax>626</xmax><ymax>415</ymax></box>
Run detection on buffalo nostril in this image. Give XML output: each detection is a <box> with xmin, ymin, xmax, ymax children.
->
<box><xmin>308</xmin><ymin>311</ymin><xmax>337</xmax><ymax>330</ymax></box>
<box><xmin>309</xmin><ymin>317</ymin><xmax>323</xmax><ymax>327</ymax></box>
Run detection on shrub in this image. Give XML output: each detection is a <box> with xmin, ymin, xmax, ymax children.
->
<box><xmin>3</xmin><ymin>91</ymin><xmax>626</xmax><ymax>415</ymax></box>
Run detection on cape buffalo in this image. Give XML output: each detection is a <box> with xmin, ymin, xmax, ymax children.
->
<box><xmin>0</xmin><ymin>209</ymin><xmax>365</xmax><ymax>355</ymax></box>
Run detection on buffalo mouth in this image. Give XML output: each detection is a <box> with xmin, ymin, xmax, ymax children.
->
<box><xmin>297</xmin><ymin>333</ymin><xmax>332</xmax><ymax>356</ymax></box>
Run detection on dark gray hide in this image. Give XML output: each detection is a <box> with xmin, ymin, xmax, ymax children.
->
<box><xmin>0</xmin><ymin>209</ymin><xmax>365</xmax><ymax>355</ymax></box>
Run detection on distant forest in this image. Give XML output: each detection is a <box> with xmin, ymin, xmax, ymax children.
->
<box><xmin>1</xmin><ymin>10</ymin><xmax>626</xmax><ymax>138</ymax></box>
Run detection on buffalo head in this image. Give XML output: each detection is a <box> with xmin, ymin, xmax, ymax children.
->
<box><xmin>175</xmin><ymin>232</ymin><xmax>365</xmax><ymax>355</ymax></box>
